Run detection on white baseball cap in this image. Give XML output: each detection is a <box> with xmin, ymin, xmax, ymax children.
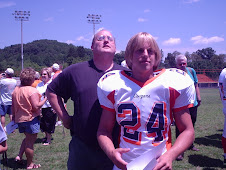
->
<box><xmin>52</xmin><ymin>63</ymin><xmax>60</xmax><ymax>70</ymax></box>
<box><xmin>5</xmin><ymin>68</ymin><xmax>14</xmax><ymax>75</ymax></box>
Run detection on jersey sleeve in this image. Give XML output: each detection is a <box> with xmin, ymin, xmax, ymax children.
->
<box><xmin>97</xmin><ymin>72</ymin><xmax>116</xmax><ymax>112</ymax></box>
<box><xmin>172</xmin><ymin>73</ymin><xmax>196</xmax><ymax>112</ymax></box>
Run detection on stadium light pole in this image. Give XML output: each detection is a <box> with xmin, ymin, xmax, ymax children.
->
<box><xmin>87</xmin><ymin>14</ymin><xmax>101</xmax><ymax>35</ymax></box>
<box><xmin>12</xmin><ymin>11</ymin><xmax>31</xmax><ymax>70</ymax></box>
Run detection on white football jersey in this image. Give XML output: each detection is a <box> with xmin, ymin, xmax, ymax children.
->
<box><xmin>219</xmin><ymin>68</ymin><xmax>226</xmax><ymax>102</ymax></box>
<box><xmin>97</xmin><ymin>68</ymin><xmax>195</xmax><ymax>163</ymax></box>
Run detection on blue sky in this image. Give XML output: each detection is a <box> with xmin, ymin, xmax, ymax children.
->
<box><xmin>0</xmin><ymin>0</ymin><xmax>226</xmax><ymax>58</ymax></box>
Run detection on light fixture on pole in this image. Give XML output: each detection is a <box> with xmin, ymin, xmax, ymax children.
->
<box><xmin>12</xmin><ymin>11</ymin><xmax>31</xmax><ymax>70</ymax></box>
<box><xmin>87</xmin><ymin>14</ymin><xmax>101</xmax><ymax>35</ymax></box>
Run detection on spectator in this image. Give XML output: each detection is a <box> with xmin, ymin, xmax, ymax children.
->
<box><xmin>12</xmin><ymin>67</ymin><xmax>46</xmax><ymax>169</ymax></box>
<box><xmin>218</xmin><ymin>68</ymin><xmax>226</xmax><ymax>166</ymax></box>
<box><xmin>174</xmin><ymin>54</ymin><xmax>201</xmax><ymax>160</ymax></box>
<box><xmin>0</xmin><ymin>68</ymin><xmax>17</xmax><ymax>127</ymax></box>
<box><xmin>121</xmin><ymin>60</ymin><xmax>129</xmax><ymax>69</ymax></box>
<box><xmin>36</xmin><ymin>68</ymin><xmax>56</xmax><ymax>146</ymax></box>
<box><xmin>97</xmin><ymin>32</ymin><xmax>195</xmax><ymax>170</ymax></box>
<box><xmin>51</xmin><ymin>63</ymin><xmax>62</xmax><ymax>80</ymax></box>
<box><xmin>46</xmin><ymin>29</ymin><xmax>126</xmax><ymax>170</ymax></box>
<box><xmin>51</xmin><ymin>63</ymin><xmax>63</xmax><ymax>127</ymax></box>
<box><xmin>31</xmin><ymin>72</ymin><xmax>41</xmax><ymax>88</ymax></box>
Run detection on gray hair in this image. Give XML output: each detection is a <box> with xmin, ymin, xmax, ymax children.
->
<box><xmin>175</xmin><ymin>54</ymin><xmax>187</xmax><ymax>63</ymax></box>
<box><xmin>34</xmin><ymin>71</ymin><xmax>40</xmax><ymax>79</ymax></box>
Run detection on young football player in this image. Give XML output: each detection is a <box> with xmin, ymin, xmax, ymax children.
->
<box><xmin>97</xmin><ymin>32</ymin><xmax>195</xmax><ymax>170</ymax></box>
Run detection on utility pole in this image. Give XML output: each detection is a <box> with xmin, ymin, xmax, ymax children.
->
<box><xmin>12</xmin><ymin>11</ymin><xmax>30</xmax><ymax>70</ymax></box>
<box><xmin>87</xmin><ymin>14</ymin><xmax>101</xmax><ymax>35</ymax></box>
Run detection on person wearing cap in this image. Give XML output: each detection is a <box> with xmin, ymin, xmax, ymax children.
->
<box><xmin>0</xmin><ymin>68</ymin><xmax>17</xmax><ymax>127</ymax></box>
<box><xmin>46</xmin><ymin>29</ymin><xmax>127</xmax><ymax>170</ymax></box>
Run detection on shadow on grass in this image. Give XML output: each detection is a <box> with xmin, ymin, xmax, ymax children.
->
<box><xmin>35</xmin><ymin>138</ymin><xmax>44</xmax><ymax>144</ymax></box>
<box><xmin>195</xmin><ymin>134</ymin><xmax>222</xmax><ymax>148</ymax></box>
<box><xmin>1</xmin><ymin>157</ymin><xmax>27</xmax><ymax>169</ymax></box>
<box><xmin>188</xmin><ymin>154</ymin><xmax>223</xmax><ymax>169</ymax></box>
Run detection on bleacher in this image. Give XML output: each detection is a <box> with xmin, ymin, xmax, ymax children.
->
<box><xmin>197</xmin><ymin>74</ymin><xmax>218</xmax><ymax>88</ymax></box>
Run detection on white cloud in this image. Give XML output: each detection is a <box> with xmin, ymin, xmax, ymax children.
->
<box><xmin>76</xmin><ymin>36</ymin><xmax>90</xmax><ymax>42</ymax></box>
<box><xmin>138</xmin><ymin>18</ymin><xmax>148</xmax><ymax>22</ymax></box>
<box><xmin>44</xmin><ymin>17</ymin><xmax>54</xmax><ymax>22</ymax></box>
<box><xmin>162</xmin><ymin>38</ymin><xmax>181</xmax><ymax>45</ymax></box>
<box><xmin>76</xmin><ymin>36</ymin><xmax>85</xmax><ymax>41</ymax></box>
<box><xmin>191</xmin><ymin>35</ymin><xmax>224</xmax><ymax>44</ymax></box>
<box><xmin>144</xmin><ymin>9</ymin><xmax>150</xmax><ymax>13</ymax></box>
<box><xmin>0</xmin><ymin>1</ymin><xmax>16</xmax><ymax>8</ymax></box>
<box><xmin>183</xmin><ymin>0</ymin><xmax>200</xmax><ymax>3</ymax></box>
<box><xmin>65</xmin><ymin>40</ymin><xmax>75</xmax><ymax>44</ymax></box>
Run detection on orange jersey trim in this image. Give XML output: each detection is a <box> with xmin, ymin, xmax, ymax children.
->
<box><xmin>101</xmin><ymin>105</ymin><xmax>115</xmax><ymax>113</ymax></box>
<box><xmin>121</xmin><ymin>69</ymin><xmax>166</xmax><ymax>88</ymax></box>
<box><xmin>173</xmin><ymin>103</ymin><xmax>194</xmax><ymax>113</ymax></box>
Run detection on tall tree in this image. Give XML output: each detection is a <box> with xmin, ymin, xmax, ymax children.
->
<box><xmin>164</xmin><ymin>51</ymin><xmax>181</xmax><ymax>68</ymax></box>
<box><xmin>196</xmin><ymin>47</ymin><xmax>216</xmax><ymax>60</ymax></box>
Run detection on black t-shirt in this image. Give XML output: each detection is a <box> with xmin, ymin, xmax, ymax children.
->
<box><xmin>48</xmin><ymin>60</ymin><xmax>126</xmax><ymax>149</ymax></box>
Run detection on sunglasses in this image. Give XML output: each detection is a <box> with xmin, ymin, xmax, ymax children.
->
<box><xmin>179</xmin><ymin>63</ymin><xmax>187</xmax><ymax>66</ymax></box>
<box><xmin>96</xmin><ymin>35</ymin><xmax>114</xmax><ymax>42</ymax></box>
<box><xmin>42</xmin><ymin>73</ymin><xmax>47</xmax><ymax>76</ymax></box>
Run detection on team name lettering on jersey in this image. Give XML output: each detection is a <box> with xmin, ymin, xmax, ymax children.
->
<box><xmin>169</xmin><ymin>68</ymin><xmax>186</xmax><ymax>76</ymax></box>
<box><xmin>101</xmin><ymin>73</ymin><xmax>115</xmax><ymax>81</ymax></box>
<box><xmin>134</xmin><ymin>93</ymin><xmax>151</xmax><ymax>99</ymax></box>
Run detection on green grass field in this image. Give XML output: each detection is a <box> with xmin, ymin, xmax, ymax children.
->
<box><xmin>1</xmin><ymin>88</ymin><xmax>225</xmax><ymax>169</ymax></box>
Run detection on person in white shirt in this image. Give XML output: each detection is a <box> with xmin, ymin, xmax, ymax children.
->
<box><xmin>36</xmin><ymin>68</ymin><xmax>56</xmax><ymax>145</ymax></box>
<box><xmin>219</xmin><ymin>68</ymin><xmax>226</xmax><ymax>166</ymax></box>
<box><xmin>0</xmin><ymin>68</ymin><xmax>17</xmax><ymax>127</ymax></box>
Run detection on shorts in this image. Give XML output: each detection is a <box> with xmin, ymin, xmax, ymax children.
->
<box><xmin>0</xmin><ymin>105</ymin><xmax>12</xmax><ymax>116</ymax></box>
<box><xmin>18</xmin><ymin>116</ymin><xmax>40</xmax><ymax>134</ymax></box>
<box><xmin>40</xmin><ymin>107</ymin><xmax>57</xmax><ymax>134</ymax></box>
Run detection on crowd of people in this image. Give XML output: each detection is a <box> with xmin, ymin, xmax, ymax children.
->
<box><xmin>0</xmin><ymin>63</ymin><xmax>62</xmax><ymax>169</ymax></box>
<box><xmin>0</xmin><ymin>29</ymin><xmax>225</xmax><ymax>169</ymax></box>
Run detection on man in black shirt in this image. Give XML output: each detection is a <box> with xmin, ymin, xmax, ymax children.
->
<box><xmin>46</xmin><ymin>29</ymin><xmax>125</xmax><ymax>170</ymax></box>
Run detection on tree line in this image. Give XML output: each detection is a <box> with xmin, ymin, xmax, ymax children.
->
<box><xmin>0</xmin><ymin>39</ymin><xmax>225</xmax><ymax>80</ymax></box>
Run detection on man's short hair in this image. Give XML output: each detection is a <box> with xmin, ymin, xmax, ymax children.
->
<box><xmin>91</xmin><ymin>29</ymin><xmax>115</xmax><ymax>47</ymax></box>
<box><xmin>52</xmin><ymin>63</ymin><xmax>60</xmax><ymax>71</ymax></box>
<box><xmin>175</xmin><ymin>54</ymin><xmax>187</xmax><ymax>63</ymax></box>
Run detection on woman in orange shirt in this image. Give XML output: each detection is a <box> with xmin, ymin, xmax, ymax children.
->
<box><xmin>12</xmin><ymin>68</ymin><xmax>47</xmax><ymax>169</ymax></box>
